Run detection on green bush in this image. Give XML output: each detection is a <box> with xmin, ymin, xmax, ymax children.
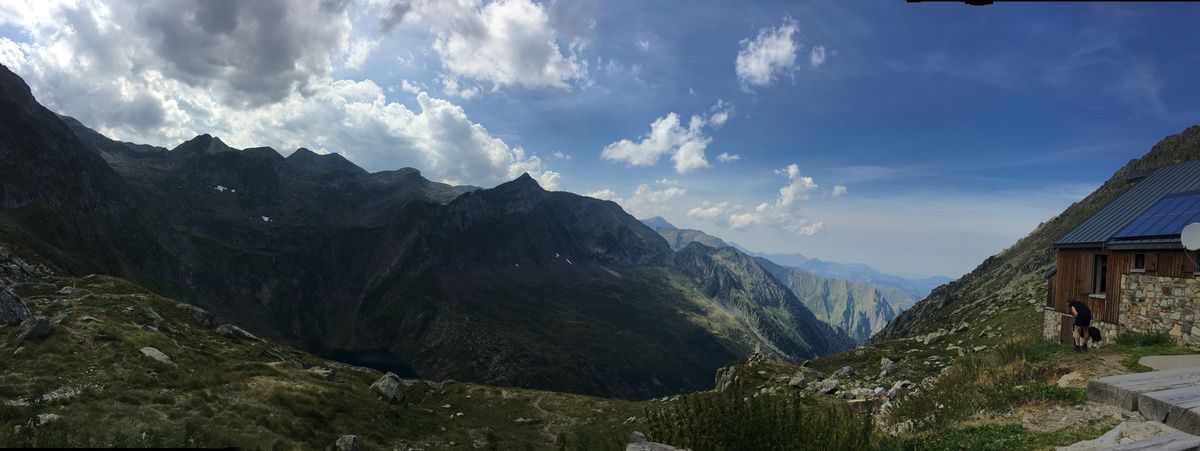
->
<box><xmin>643</xmin><ymin>391</ymin><xmax>879</xmax><ymax>450</ymax></box>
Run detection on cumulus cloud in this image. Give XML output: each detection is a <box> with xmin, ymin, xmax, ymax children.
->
<box><xmin>600</xmin><ymin>101</ymin><xmax>733</xmax><ymax>174</ymax></box>
<box><xmin>831</xmin><ymin>185</ymin><xmax>847</xmax><ymax>197</ymax></box>
<box><xmin>655</xmin><ymin>178</ymin><xmax>678</xmax><ymax>186</ymax></box>
<box><xmin>775</xmin><ymin>163</ymin><xmax>818</xmax><ymax>206</ymax></box>
<box><xmin>344</xmin><ymin>37</ymin><xmax>380</xmax><ymax>70</ymax></box>
<box><xmin>551</xmin><ymin>151</ymin><xmax>571</xmax><ymax>160</ymax></box>
<box><xmin>387</xmin><ymin>0</ymin><xmax>590</xmax><ymax>90</ymax></box>
<box><xmin>587</xmin><ymin>184</ymin><xmax>685</xmax><ymax>217</ymax></box>
<box><xmin>687</xmin><ymin>201</ymin><xmax>730</xmax><ymax>219</ymax></box>
<box><xmin>736</xmin><ymin>16</ymin><xmax>799</xmax><ymax>88</ymax></box>
<box><xmin>688</xmin><ymin>164</ymin><xmax>824</xmax><ymax>235</ymax></box>
<box><xmin>717</xmin><ymin>152</ymin><xmax>740</xmax><ymax>162</ymax></box>
<box><xmin>0</xmin><ymin>0</ymin><xmax>559</xmax><ymax>188</ymax></box>
<box><xmin>809</xmin><ymin>45</ymin><xmax>827</xmax><ymax>68</ymax></box>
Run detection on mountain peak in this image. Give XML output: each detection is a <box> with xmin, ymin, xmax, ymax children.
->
<box><xmin>173</xmin><ymin>134</ymin><xmax>234</xmax><ymax>155</ymax></box>
<box><xmin>640</xmin><ymin>216</ymin><xmax>677</xmax><ymax>230</ymax></box>
<box><xmin>499</xmin><ymin>173</ymin><xmax>544</xmax><ymax>192</ymax></box>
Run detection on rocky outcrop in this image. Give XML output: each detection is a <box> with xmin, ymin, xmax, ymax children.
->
<box><xmin>16</xmin><ymin>316</ymin><xmax>50</xmax><ymax>340</ymax></box>
<box><xmin>0</xmin><ymin>288</ymin><xmax>31</xmax><ymax>325</ymax></box>
<box><xmin>216</xmin><ymin>324</ymin><xmax>257</xmax><ymax>340</ymax></box>
<box><xmin>370</xmin><ymin>372</ymin><xmax>406</xmax><ymax>405</ymax></box>
<box><xmin>331</xmin><ymin>434</ymin><xmax>360</xmax><ymax>451</ymax></box>
<box><xmin>139</xmin><ymin>346</ymin><xmax>174</xmax><ymax>365</ymax></box>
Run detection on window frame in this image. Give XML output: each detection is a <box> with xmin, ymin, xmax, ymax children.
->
<box><xmin>1092</xmin><ymin>253</ymin><xmax>1108</xmax><ymax>296</ymax></box>
<box><xmin>1133</xmin><ymin>253</ymin><xmax>1146</xmax><ymax>273</ymax></box>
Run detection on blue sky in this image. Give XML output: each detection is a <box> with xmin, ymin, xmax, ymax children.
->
<box><xmin>2</xmin><ymin>1</ymin><xmax>1198</xmax><ymax>278</ymax></box>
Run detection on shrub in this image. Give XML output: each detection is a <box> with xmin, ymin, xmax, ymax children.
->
<box><xmin>643</xmin><ymin>391</ymin><xmax>879</xmax><ymax>450</ymax></box>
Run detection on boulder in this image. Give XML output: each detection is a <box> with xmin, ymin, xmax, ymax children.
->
<box><xmin>308</xmin><ymin>367</ymin><xmax>336</xmax><ymax>381</ymax></box>
<box><xmin>29</xmin><ymin>413</ymin><xmax>60</xmax><ymax>427</ymax></box>
<box><xmin>879</xmin><ymin>357</ymin><xmax>896</xmax><ymax>376</ymax></box>
<box><xmin>813</xmin><ymin>378</ymin><xmax>840</xmax><ymax>395</ymax></box>
<box><xmin>17</xmin><ymin>316</ymin><xmax>50</xmax><ymax>340</ymax></box>
<box><xmin>332</xmin><ymin>435</ymin><xmax>360</xmax><ymax>451</ymax></box>
<box><xmin>139</xmin><ymin>346</ymin><xmax>175</xmax><ymax>365</ymax></box>
<box><xmin>626</xmin><ymin>431</ymin><xmax>684</xmax><ymax>451</ymax></box>
<box><xmin>955</xmin><ymin>322</ymin><xmax>969</xmax><ymax>333</ymax></box>
<box><xmin>142</xmin><ymin>307</ymin><xmax>177</xmax><ymax>333</ymax></box>
<box><xmin>888</xmin><ymin>380</ymin><xmax>914</xmax><ymax>398</ymax></box>
<box><xmin>834</xmin><ymin>366</ymin><xmax>854</xmax><ymax>377</ymax></box>
<box><xmin>56</xmin><ymin>286</ymin><xmax>86</xmax><ymax>297</ymax></box>
<box><xmin>922</xmin><ymin>329</ymin><xmax>949</xmax><ymax>345</ymax></box>
<box><xmin>0</xmin><ymin>288</ymin><xmax>31</xmax><ymax>325</ymax></box>
<box><xmin>714</xmin><ymin>366</ymin><xmax>737</xmax><ymax>392</ymax></box>
<box><xmin>370</xmin><ymin>372</ymin><xmax>407</xmax><ymax>405</ymax></box>
<box><xmin>216</xmin><ymin>324</ymin><xmax>257</xmax><ymax>340</ymax></box>
<box><xmin>176</xmin><ymin>303</ymin><xmax>215</xmax><ymax>328</ymax></box>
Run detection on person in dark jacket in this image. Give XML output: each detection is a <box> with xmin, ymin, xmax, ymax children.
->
<box><xmin>1068</xmin><ymin>299</ymin><xmax>1092</xmax><ymax>352</ymax></box>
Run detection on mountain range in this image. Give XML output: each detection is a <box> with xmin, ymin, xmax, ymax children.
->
<box><xmin>0</xmin><ymin>64</ymin><xmax>853</xmax><ymax>399</ymax></box>
<box><xmin>641</xmin><ymin>219</ymin><xmax>921</xmax><ymax>343</ymax></box>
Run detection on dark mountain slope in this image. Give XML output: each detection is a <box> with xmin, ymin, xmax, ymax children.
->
<box><xmin>873</xmin><ymin>125</ymin><xmax>1200</xmax><ymax>342</ymax></box>
<box><xmin>0</xmin><ymin>64</ymin><xmax>850</xmax><ymax>399</ymax></box>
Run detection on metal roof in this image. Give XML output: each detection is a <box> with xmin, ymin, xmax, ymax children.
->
<box><xmin>1054</xmin><ymin>159</ymin><xmax>1200</xmax><ymax>248</ymax></box>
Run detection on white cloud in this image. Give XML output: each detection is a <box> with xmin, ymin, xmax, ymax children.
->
<box><xmin>0</xmin><ymin>0</ymin><xmax>560</xmax><ymax>189</ymax></box>
<box><xmin>716</xmin><ymin>152</ymin><xmax>740</xmax><ymax>162</ymax></box>
<box><xmin>688</xmin><ymin>164</ymin><xmax>824</xmax><ymax>236</ymax></box>
<box><xmin>637</xmin><ymin>39</ymin><xmax>650</xmax><ymax>51</ymax></box>
<box><xmin>831</xmin><ymin>185</ymin><xmax>847</xmax><ymax>197</ymax></box>
<box><xmin>440</xmin><ymin>74</ymin><xmax>479</xmax><ymax>99</ymax></box>
<box><xmin>587</xmin><ymin>188</ymin><xmax>621</xmax><ymax>202</ymax></box>
<box><xmin>736</xmin><ymin>16</ymin><xmax>799</xmax><ymax>88</ymax></box>
<box><xmin>775</xmin><ymin>163</ymin><xmax>818</xmax><ymax>206</ymax></box>
<box><xmin>809</xmin><ymin>45</ymin><xmax>826</xmax><ymax>68</ymax></box>
<box><xmin>588</xmin><ymin>184</ymin><xmax>685</xmax><ymax>217</ymax></box>
<box><xmin>687</xmin><ymin>201</ymin><xmax>730</xmax><ymax>219</ymax></box>
<box><xmin>655</xmin><ymin>178</ymin><xmax>678</xmax><ymax>186</ymax></box>
<box><xmin>600</xmin><ymin>101</ymin><xmax>733</xmax><ymax>174</ymax></box>
<box><xmin>400</xmin><ymin>79</ymin><xmax>422</xmax><ymax>94</ymax></box>
<box><xmin>344</xmin><ymin>37</ymin><xmax>379</xmax><ymax>70</ymax></box>
<box><xmin>552</xmin><ymin>151</ymin><xmax>571</xmax><ymax>160</ymax></box>
<box><xmin>392</xmin><ymin>0</ymin><xmax>590</xmax><ymax>90</ymax></box>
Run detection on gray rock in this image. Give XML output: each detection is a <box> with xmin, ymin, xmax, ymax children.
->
<box><xmin>216</xmin><ymin>323</ymin><xmax>257</xmax><ymax>340</ymax></box>
<box><xmin>514</xmin><ymin>417</ymin><xmax>538</xmax><ymax>424</ymax></box>
<box><xmin>139</xmin><ymin>346</ymin><xmax>174</xmax><ymax>365</ymax></box>
<box><xmin>56</xmin><ymin>286</ymin><xmax>85</xmax><ymax>297</ymax></box>
<box><xmin>955</xmin><ymin>321</ymin><xmax>969</xmax><ymax>333</ymax></box>
<box><xmin>834</xmin><ymin>366</ymin><xmax>854</xmax><ymax>377</ymax></box>
<box><xmin>714</xmin><ymin>366</ymin><xmax>737</xmax><ymax>392</ymax></box>
<box><xmin>176</xmin><ymin>303</ymin><xmax>215</xmax><ymax>328</ymax></box>
<box><xmin>17</xmin><ymin>316</ymin><xmax>50</xmax><ymax>340</ymax></box>
<box><xmin>626</xmin><ymin>431</ymin><xmax>684</xmax><ymax>451</ymax></box>
<box><xmin>814</xmin><ymin>378</ymin><xmax>840</xmax><ymax>395</ymax></box>
<box><xmin>0</xmin><ymin>288</ymin><xmax>31</xmax><ymax>325</ymax></box>
<box><xmin>333</xmin><ymin>434</ymin><xmax>360</xmax><ymax>451</ymax></box>
<box><xmin>142</xmin><ymin>307</ymin><xmax>177</xmax><ymax>333</ymax></box>
<box><xmin>888</xmin><ymin>380</ymin><xmax>914</xmax><ymax>397</ymax></box>
<box><xmin>35</xmin><ymin>414</ymin><xmax>60</xmax><ymax>426</ymax></box>
<box><xmin>370</xmin><ymin>372</ymin><xmax>407</xmax><ymax>405</ymax></box>
<box><xmin>308</xmin><ymin>367</ymin><xmax>336</xmax><ymax>381</ymax></box>
<box><xmin>880</xmin><ymin>357</ymin><xmax>896</xmax><ymax>375</ymax></box>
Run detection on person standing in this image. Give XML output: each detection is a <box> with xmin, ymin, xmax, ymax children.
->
<box><xmin>1068</xmin><ymin>299</ymin><xmax>1092</xmax><ymax>352</ymax></box>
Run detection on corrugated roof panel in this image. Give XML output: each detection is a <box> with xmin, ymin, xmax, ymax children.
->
<box><xmin>1054</xmin><ymin>160</ymin><xmax>1200</xmax><ymax>247</ymax></box>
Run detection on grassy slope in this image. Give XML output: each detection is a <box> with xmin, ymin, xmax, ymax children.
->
<box><xmin>0</xmin><ymin>274</ymin><xmax>645</xmax><ymax>449</ymax></box>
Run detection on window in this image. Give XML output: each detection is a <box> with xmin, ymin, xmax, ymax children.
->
<box><xmin>1092</xmin><ymin>254</ymin><xmax>1108</xmax><ymax>295</ymax></box>
<box><xmin>1134</xmin><ymin>253</ymin><xmax>1146</xmax><ymax>271</ymax></box>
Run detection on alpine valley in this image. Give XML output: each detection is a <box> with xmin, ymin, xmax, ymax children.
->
<box><xmin>0</xmin><ymin>64</ymin><xmax>854</xmax><ymax>401</ymax></box>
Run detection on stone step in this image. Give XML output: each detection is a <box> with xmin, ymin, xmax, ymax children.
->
<box><xmin>1139</xmin><ymin>386</ymin><xmax>1200</xmax><ymax>435</ymax></box>
<box><xmin>1105</xmin><ymin>432</ymin><xmax>1200</xmax><ymax>451</ymax></box>
<box><xmin>1089</xmin><ymin>367</ymin><xmax>1200</xmax><ymax>410</ymax></box>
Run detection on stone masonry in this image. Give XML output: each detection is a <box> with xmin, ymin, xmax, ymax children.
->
<box><xmin>1120</xmin><ymin>273</ymin><xmax>1200</xmax><ymax>346</ymax></box>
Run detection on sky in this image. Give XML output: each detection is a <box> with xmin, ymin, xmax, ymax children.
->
<box><xmin>1</xmin><ymin>0</ymin><xmax>1199</xmax><ymax>279</ymax></box>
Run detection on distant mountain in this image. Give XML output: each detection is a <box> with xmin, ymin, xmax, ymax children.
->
<box><xmin>639</xmin><ymin>216</ymin><xmax>676</xmax><ymax>229</ymax></box>
<box><xmin>645</xmin><ymin>221</ymin><xmax>916</xmax><ymax>342</ymax></box>
<box><xmin>756</xmin><ymin>257</ymin><xmax>908</xmax><ymax>343</ymax></box>
<box><xmin>0</xmin><ymin>63</ymin><xmax>852</xmax><ymax>399</ymax></box>
<box><xmin>745</xmin><ymin>251</ymin><xmax>950</xmax><ymax>307</ymax></box>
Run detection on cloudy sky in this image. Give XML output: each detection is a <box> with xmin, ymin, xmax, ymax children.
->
<box><xmin>2</xmin><ymin>0</ymin><xmax>1199</xmax><ymax>278</ymax></box>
